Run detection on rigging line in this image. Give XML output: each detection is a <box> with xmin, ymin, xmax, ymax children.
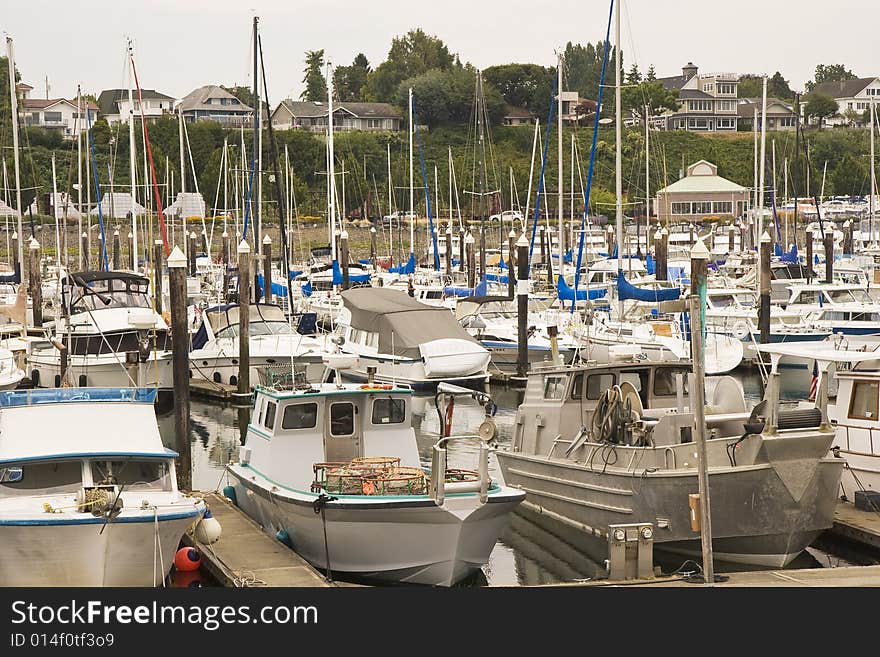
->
<box><xmin>85</xmin><ymin>107</ymin><xmax>110</xmax><ymax>270</ymax></box>
<box><xmin>527</xmin><ymin>60</ymin><xmax>559</xmax><ymax>271</ymax></box>
<box><xmin>130</xmin><ymin>51</ymin><xmax>170</xmax><ymax>256</ymax></box>
<box><xmin>412</xmin><ymin>98</ymin><xmax>440</xmax><ymax>272</ymax></box>
<box><xmin>572</xmin><ymin>0</ymin><xmax>614</xmax><ymax>313</ymax></box>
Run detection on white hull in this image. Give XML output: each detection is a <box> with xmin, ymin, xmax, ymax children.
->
<box><xmin>28</xmin><ymin>352</ymin><xmax>174</xmax><ymax>390</ymax></box>
<box><xmin>228</xmin><ymin>468</ymin><xmax>522</xmax><ymax>585</ymax></box>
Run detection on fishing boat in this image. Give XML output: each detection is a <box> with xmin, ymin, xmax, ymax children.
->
<box><xmin>0</xmin><ymin>387</ymin><xmax>206</xmax><ymax>586</ymax></box>
<box><xmin>26</xmin><ymin>271</ymin><xmax>174</xmax><ymax>404</ymax></box>
<box><xmin>495</xmin><ymin>358</ymin><xmax>844</xmax><ymax>566</ymax></box>
<box><xmin>332</xmin><ymin>287</ymin><xmax>490</xmax><ymax>389</ymax></box>
<box><xmin>188</xmin><ymin>302</ymin><xmax>328</xmax><ymax>387</ymax></box>
<box><xmin>225</xmin><ymin>366</ymin><xmax>525</xmax><ymax>585</ymax></box>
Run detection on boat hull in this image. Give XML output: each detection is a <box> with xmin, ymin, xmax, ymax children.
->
<box><xmin>497</xmin><ymin>450</ymin><xmax>843</xmax><ymax>567</ymax></box>
<box><xmin>227</xmin><ymin>467</ymin><xmax>524</xmax><ymax>585</ymax></box>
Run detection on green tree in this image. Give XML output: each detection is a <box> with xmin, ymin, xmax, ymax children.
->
<box><xmin>804</xmin><ymin>93</ymin><xmax>839</xmax><ymax>128</ymax></box>
<box><xmin>482</xmin><ymin>63</ymin><xmax>553</xmax><ymax>114</ymax></box>
<box><xmin>806</xmin><ymin>64</ymin><xmax>857</xmax><ymax>92</ymax></box>
<box><xmin>842</xmin><ymin>108</ymin><xmax>861</xmax><ymax>127</ymax></box>
<box><xmin>626</xmin><ymin>63</ymin><xmax>642</xmax><ymax>85</ymax></box>
<box><xmin>563</xmin><ymin>41</ymin><xmax>618</xmax><ymax>102</ymax></box>
<box><xmin>395</xmin><ymin>67</ymin><xmax>504</xmax><ymax>127</ymax></box>
<box><xmin>333</xmin><ymin>53</ymin><xmax>371</xmax><ymax>102</ymax></box>
<box><xmin>365</xmin><ymin>29</ymin><xmax>456</xmax><ymax>102</ymax></box>
<box><xmin>737</xmin><ymin>74</ymin><xmax>763</xmax><ymax>98</ymax></box>
<box><xmin>621</xmin><ymin>80</ymin><xmax>678</xmax><ymax>124</ymax></box>
<box><xmin>767</xmin><ymin>72</ymin><xmax>794</xmax><ymax>100</ymax></box>
<box><xmin>645</xmin><ymin>65</ymin><xmax>656</xmax><ymax>82</ymax></box>
<box><xmin>301</xmin><ymin>50</ymin><xmax>326</xmax><ymax>101</ymax></box>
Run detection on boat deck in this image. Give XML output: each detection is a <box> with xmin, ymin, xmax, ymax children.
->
<box><xmin>182</xmin><ymin>492</ymin><xmax>331</xmax><ymax>587</ymax></box>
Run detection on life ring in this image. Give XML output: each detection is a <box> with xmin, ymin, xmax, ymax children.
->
<box><xmin>731</xmin><ymin>320</ymin><xmax>750</xmax><ymax>341</ymax></box>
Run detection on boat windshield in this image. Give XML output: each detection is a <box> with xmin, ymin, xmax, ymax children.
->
<box><xmin>68</xmin><ymin>276</ymin><xmax>152</xmax><ymax>313</ymax></box>
<box><xmin>710</xmin><ymin>293</ymin><xmax>754</xmax><ymax>309</ymax></box>
<box><xmin>90</xmin><ymin>459</ymin><xmax>172</xmax><ymax>491</ymax></box>
<box><xmin>0</xmin><ymin>460</ymin><xmax>82</xmax><ymax>498</ymax></box>
<box><xmin>209</xmin><ymin>304</ymin><xmax>294</xmax><ymax>338</ymax></box>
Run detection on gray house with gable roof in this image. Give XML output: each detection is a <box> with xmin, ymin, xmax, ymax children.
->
<box><xmin>271</xmin><ymin>100</ymin><xmax>404</xmax><ymax>132</ymax></box>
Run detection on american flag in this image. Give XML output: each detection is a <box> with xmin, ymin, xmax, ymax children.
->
<box><xmin>809</xmin><ymin>360</ymin><xmax>819</xmax><ymax>401</ymax></box>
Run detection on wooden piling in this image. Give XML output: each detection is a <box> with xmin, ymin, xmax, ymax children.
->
<box><xmin>167</xmin><ymin>246</ymin><xmax>191</xmax><ymax>492</ymax></box>
<box><xmin>465</xmin><ymin>231</ymin><xmax>475</xmax><ymax>290</ymax></box>
<box><xmin>80</xmin><ymin>232</ymin><xmax>88</xmax><ymax>271</ymax></box>
<box><xmin>237</xmin><ymin>240</ymin><xmax>251</xmax><ymax>397</ymax></box>
<box><xmin>370</xmin><ymin>226</ymin><xmax>377</xmax><ymax>269</ymax></box>
<box><xmin>655</xmin><ymin>228</ymin><xmax>667</xmax><ymax>281</ymax></box>
<box><xmin>11</xmin><ymin>232</ymin><xmax>19</xmax><ymax>284</ymax></box>
<box><xmin>458</xmin><ymin>227</ymin><xmax>466</xmax><ymax>273</ymax></box>
<box><xmin>508</xmin><ymin>229</ymin><xmax>516</xmax><ymax>298</ymax></box>
<box><xmin>479</xmin><ymin>223</ymin><xmax>486</xmax><ymax>280</ymax></box>
<box><xmin>444</xmin><ymin>225</ymin><xmax>452</xmax><ymax>280</ymax></box>
<box><xmin>112</xmin><ymin>229</ymin><xmax>120</xmax><ymax>270</ymax></box>
<box><xmin>516</xmin><ymin>234</ymin><xmax>529</xmax><ymax>378</ymax></box>
<box><xmin>824</xmin><ymin>231</ymin><xmax>834</xmax><ymax>284</ymax></box>
<box><xmin>806</xmin><ymin>230</ymin><xmax>813</xmax><ymax>284</ymax></box>
<box><xmin>340</xmin><ymin>230</ymin><xmax>350</xmax><ymax>290</ymax></box>
<box><xmin>188</xmin><ymin>231</ymin><xmax>197</xmax><ymax>277</ymax></box>
<box><xmin>759</xmin><ymin>231</ymin><xmax>772</xmax><ymax>344</ymax></box>
<box><xmin>153</xmin><ymin>240</ymin><xmax>164</xmax><ymax>314</ymax></box>
<box><xmin>221</xmin><ymin>231</ymin><xmax>230</xmax><ymax>303</ymax></box>
<box><xmin>28</xmin><ymin>238</ymin><xmax>42</xmax><ymax>327</ymax></box>
<box><xmin>728</xmin><ymin>224</ymin><xmax>736</xmax><ymax>255</ymax></box>
<box><xmin>128</xmin><ymin>232</ymin><xmax>134</xmax><ymax>270</ymax></box>
<box><xmin>262</xmin><ymin>234</ymin><xmax>273</xmax><ymax>301</ymax></box>
<box><xmin>843</xmin><ymin>220</ymin><xmax>853</xmax><ymax>255</ymax></box>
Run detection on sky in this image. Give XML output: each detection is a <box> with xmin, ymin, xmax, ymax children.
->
<box><xmin>2</xmin><ymin>0</ymin><xmax>879</xmax><ymax>102</ymax></box>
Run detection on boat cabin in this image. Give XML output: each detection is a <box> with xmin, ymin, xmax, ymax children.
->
<box><xmin>243</xmin><ymin>385</ymin><xmax>419</xmax><ymax>491</ymax></box>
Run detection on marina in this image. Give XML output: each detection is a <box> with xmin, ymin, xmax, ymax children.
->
<box><xmin>3</xmin><ymin>0</ymin><xmax>880</xmax><ymax>599</ymax></box>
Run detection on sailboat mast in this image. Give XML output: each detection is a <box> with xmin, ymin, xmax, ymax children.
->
<box><xmin>871</xmin><ymin>98</ymin><xmax>876</xmax><ymax>246</ymax></box>
<box><xmin>558</xmin><ymin>53</ymin><xmax>564</xmax><ymax>264</ymax></box>
<box><xmin>252</xmin><ymin>16</ymin><xmax>260</xmax><ymax>247</ymax></box>
<box><xmin>127</xmin><ymin>39</ymin><xmax>139</xmax><ymax>270</ymax></box>
<box><xmin>77</xmin><ymin>85</ymin><xmax>83</xmax><ymax>268</ymax></box>
<box><xmin>758</xmin><ymin>76</ymin><xmax>767</xmax><ymax>242</ymax></box>
<box><xmin>387</xmin><ymin>142</ymin><xmax>393</xmax><ymax>261</ymax></box>
<box><xmin>6</xmin><ymin>37</ymin><xmax>24</xmax><ymax>275</ymax></box>
<box><xmin>645</xmin><ymin>104</ymin><xmax>650</xmax><ymax>245</ymax></box>
<box><xmin>476</xmin><ymin>73</ymin><xmax>487</xmax><ymax>277</ymax></box>
<box><xmin>328</xmin><ymin>62</ymin><xmax>336</xmax><ymax>262</ymax></box>
<box><xmin>614</xmin><ymin>0</ymin><xmax>622</xmax><ymax>273</ymax></box>
<box><xmin>408</xmin><ymin>87</ymin><xmax>414</xmax><ymax>256</ymax></box>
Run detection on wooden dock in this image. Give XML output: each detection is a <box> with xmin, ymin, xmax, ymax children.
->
<box><xmin>828</xmin><ymin>500</ymin><xmax>880</xmax><ymax>552</ymax></box>
<box><xmin>182</xmin><ymin>492</ymin><xmax>331</xmax><ymax>587</ymax></box>
<box><xmin>189</xmin><ymin>379</ymin><xmax>252</xmax><ymax>406</ymax></box>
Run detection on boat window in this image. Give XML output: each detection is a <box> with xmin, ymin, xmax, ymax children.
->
<box><xmin>249</xmin><ymin>322</ymin><xmax>293</xmax><ymax>336</ymax></box>
<box><xmin>586</xmin><ymin>373</ymin><xmax>615</xmax><ymax>400</ymax></box>
<box><xmin>90</xmin><ymin>460</ymin><xmax>171</xmax><ymax>491</ymax></box>
<box><xmin>281</xmin><ymin>402</ymin><xmax>318</xmax><ymax>430</ymax></box>
<box><xmin>543</xmin><ymin>376</ymin><xmax>567</xmax><ymax>400</ymax></box>
<box><xmin>852</xmin><ymin>312</ymin><xmax>880</xmax><ymax>322</ymax></box>
<box><xmin>620</xmin><ymin>370</ymin><xmax>650</xmax><ymax>395</ymax></box>
<box><xmin>425</xmin><ymin>291</ymin><xmax>442</xmax><ymax>300</ymax></box>
<box><xmin>851</xmin><ymin>289</ymin><xmax>872</xmax><ymax>303</ymax></box>
<box><xmin>263</xmin><ymin>401</ymin><xmax>277</xmax><ymax>430</ymax></box>
<box><xmin>654</xmin><ymin>368</ymin><xmax>689</xmax><ymax>397</ymax></box>
<box><xmin>709</xmin><ymin>294</ymin><xmax>736</xmax><ymax>308</ymax></box>
<box><xmin>372</xmin><ymin>397</ymin><xmax>406</xmax><ymax>425</ymax></box>
<box><xmin>829</xmin><ymin>290</ymin><xmax>856</xmax><ymax>303</ymax></box>
<box><xmin>0</xmin><ymin>460</ymin><xmax>82</xmax><ymax>498</ymax></box>
<box><xmin>848</xmin><ymin>381</ymin><xmax>879</xmax><ymax>420</ymax></box>
<box><xmin>793</xmin><ymin>291</ymin><xmax>819</xmax><ymax>305</ymax></box>
<box><xmin>570</xmin><ymin>374</ymin><xmax>583</xmax><ymax>399</ymax></box>
<box><xmin>330</xmin><ymin>402</ymin><xmax>355</xmax><ymax>436</ymax></box>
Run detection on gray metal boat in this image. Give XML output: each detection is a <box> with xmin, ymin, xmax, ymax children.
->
<box><xmin>496</xmin><ymin>359</ymin><xmax>844</xmax><ymax>567</ymax></box>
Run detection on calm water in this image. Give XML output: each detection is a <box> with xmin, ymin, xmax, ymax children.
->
<box><xmin>156</xmin><ymin>369</ymin><xmax>857</xmax><ymax>586</ymax></box>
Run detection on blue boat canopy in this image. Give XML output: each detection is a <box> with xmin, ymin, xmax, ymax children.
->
<box><xmin>616</xmin><ymin>272</ymin><xmax>680</xmax><ymax>302</ymax></box>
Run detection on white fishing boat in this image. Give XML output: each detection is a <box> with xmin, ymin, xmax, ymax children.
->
<box><xmin>333</xmin><ymin>287</ymin><xmax>490</xmax><ymax>389</ymax></box>
<box><xmin>189</xmin><ymin>303</ymin><xmax>328</xmax><ymax>387</ymax></box>
<box><xmin>0</xmin><ymin>387</ymin><xmax>206</xmax><ymax>586</ymax></box>
<box><xmin>26</xmin><ymin>271</ymin><xmax>174</xmax><ymax>404</ymax></box>
<box><xmin>225</xmin><ymin>370</ymin><xmax>524</xmax><ymax>585</ymax></box>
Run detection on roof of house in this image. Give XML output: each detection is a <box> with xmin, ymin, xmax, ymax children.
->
<box><xmin>275</xmin><ymin>99</ymin><xmax>402</xmax><ymax>120</ymax></box>
<box><xmin>678</xmin><ymin>89</ymin><xmax>713</xmax><ymax>100</ymax></box>
<box><xmin>503</xmin><ymin>105</ymin><xmax>533</xmax><ymax>119</ymax></box>
<box><xmin>656</xmin><ymin>160</ymin><xmax>747</xmax><ymax>195</ymax></box>
<box><xmin>15</xmin><ymin>82</ymin><xmax>33</xmax><ymax>91</ymax></box>
<box><xmin>657</xmin><ymin>74</ymin><xmax>692</xmax><ymax>91</ymax></box>
<box><xmin>811</xmin><ymin>77</ymin><xmax>877</xmax><ymax>99</ymax></box>
<box><xmin>178</xmin><ymin>85</ymin><xmax>252</xmax><ymax>113</ymax></box>
<box><xmin>736</xmin><ymin>97</ymin><xmax>796</xmax><ymax>118</ymax></box>
<box><xmin>21</xmin><ymin>97</ymin><xmax>98</xmax><ymax>111</ymax></box>
<box><xmin>97</xmin><ymin>88</ymin><xmax>175</xmax><ymax>116</ymax></box>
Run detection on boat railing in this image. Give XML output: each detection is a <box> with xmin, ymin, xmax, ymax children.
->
<box><xmin>0</xmin><ymin>387</ymin><xmax>157</xmax><ymax>408</ymax></box>
<box><xmin>429</xmin><ymin>435</ymin><xmax>491</xmax><ymax>505</ymax></box>
<box><xmin>832</xmin><ymin>421</ymin><xmax>880</xmax><ymax>456</ymax></box>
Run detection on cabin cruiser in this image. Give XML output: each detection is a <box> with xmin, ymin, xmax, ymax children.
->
<box><xmin>704</xmin><ymin>288</ymin><xmax>830</xmax><ymax>343</ymax></box>
<box><xmin>26</xmin><ymin>271</ymin><xmax>174</xmax><ymax>404</ymax></box>
<box><xmin>225</xmin><ymin>368</ymin><xmax>524</xmax><ymax>585</ymax></box>
<box><xmin>0</xmin><ymin>387</ymin><xmax>206</xmax><ymax>585</ymax></box>
<box><xmin>496</xmin><ymin>359</ymin><xmax>843</xmax><ymax>567</ymax></box>
<box><xmin>189</xmin><ymin>303</ymin><xmax>328</xmax><ymax>387</ymax></box>
<box><xmin>785</xmin><ymin>284</ymin><xmax>880</xmax><ymax>335</ymax></box>
<box><xmin>332</xmin><ymin>288</ymin><xmax>490</xmax><ymax>390</ymax></box>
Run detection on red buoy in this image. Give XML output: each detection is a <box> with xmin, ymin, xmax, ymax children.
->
<box><xmin>174</xmin><ymin>547</ymin><xmax>201</xmax><ymax>572</ymax></box>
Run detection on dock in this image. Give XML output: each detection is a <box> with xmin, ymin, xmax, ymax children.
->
<box><xmin>189</xmin><ymin>379</ymin><xmax>252</xmax><ymax>406</ymax></box>
<box><xmin>828</xmin><ymin>500</ymin><xmax>880</xmax><ymax>552</ymax></box>
<box><xmin>182</xmin><ymin>492</ymin><xmax>331</xmax><ymax>587</ymax></box>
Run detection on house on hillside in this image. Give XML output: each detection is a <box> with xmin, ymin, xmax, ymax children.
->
<box><xmin>98</xmin><ymin>88</ymin><xmax>176</xmax><ymax>124</ymax></box>
<box><xmin>17</xmin><ymin>83</ymin><xmax>98</xmax><ymax>139</ymax></box>
<box><xmin>657</xmin><ymin>62</ymin><xmax>739</xmax><ymax>132</ymax></box>
<box><xmin>271</xmin><ymin>100</ymin><xmax>404</xmax><ymax>132</ymax></box>
<box><xmin>809</xmin><ymin>77</ymin><xmax>880</xmax><ymax>127</ymax></box>
<box><xmin>177</xmin><ymin>85</ymin><xmax>253</xmax><ymax>126</ymax></box>
<box><xmin>655</xmin><ymin>160</ymin><xmax>748</xmax><ymax>223</ymax></box>
<box><xmin>737</xmin><ymin>97</ymin><xmax>798</xmax><ymax>131</ymax></box>
<box><xmin>502</xmin><ymin>105</ymin><xmax>533</xmax><ymax>126</ymax></box>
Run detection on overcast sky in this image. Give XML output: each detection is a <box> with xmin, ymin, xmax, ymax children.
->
<box><xmin>3</xmin><ymin>0</ymin><xmax>879</xmax><ymax>102</ymax></box>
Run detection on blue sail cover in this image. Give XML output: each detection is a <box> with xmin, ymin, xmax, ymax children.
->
<box><xmin>499</xmin><ymin>255</ymin><xmax>507</xmax><ymax>270</ymax></box>
<box><xmin>301</xmin><ymin>280</ymin><xmax>313</xmax><ymax>297</ymax></box>
<box><xmin>646</xmin><ymin>253</ymin><xmax>655</xmax><ymax>275</ymax></box>
<box><xmin>557</xmin><ymin>274</ymin><xmax>607</xmax><ymax>301</ymax></box>
<box><xmin>616</xmin><ymin>272</ymin><xmax>680</xmax><ymax>302</ymax></box>
<box><xmin>484</xmin><ymin>273</ymin><xmax>509</xmax><ymax>284</ymax></box>
<box><xmin>388</xmin><ymin>253</ymin><xmax>416</xmax><ymax>275</ymax></box>
<box><xmin>781</xmin><ymin>244</ymin><xmax>798</xmax><ymax>263</ymax></box>
<box><xmin>332</xmin><ymin>260</ymin><xmax>371</xmax><ymax>284</ymax></box>
<box><xmin>256</xmin><ymin>273</ymin><xmax>290</xmax><ymax>299</ymax></box>
<box><xmin>444</xmin><ymin>278</ymin><xmax>488</xmax><ymax>298</ymax></box>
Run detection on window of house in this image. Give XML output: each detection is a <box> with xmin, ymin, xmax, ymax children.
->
<box><xmin>671</xmin><ymin>202</ymin><xmax>691</xmax><ymax>215</ymax></box>
<box><xmin>688</xmin><ymin>118</ymin><xmax>709</xmax><ymax>129</ymax></box>
<box><xmin>586</xmin><ymin>373</ymin><xmax>615</xmax><ymax>400</ymax></box>
<box><xmin>372</xmin><ymin>398</ymin><xmax>406</xmax><ymax>424</ymax></box>
<box><xmin>543</xmin><ymin>376</ymin><xmax>567</xmax><ymax>400</ymax></box>
<box><xmin>849</xmin><ymin>381</ymin><xmax>879</xmax><ymax>420</ymax></box>
<box><xmin>282</xmin><ymin>402</ymin><xmax>318</xmax><ymax>429</ymax></box>
<box><xmin>690</xmin><ymin>100</ymin><xmax>712</xmax><ymax>112</ymax></box>
<box><xmin>44</xmin><ymin>111</ymin><xmax>62</xmax><ymax>123</ymax></box>
<box><xmin>692</xmin><ymin>201</ymin><xmax>712</xmax><ymax>214</ymax></box>
<box><xmin>712</xmin><ymin>201</ymin><xmax>732</xmax><ymax>214</ymax></box>
<box><xmin>263</xmin><ymin>401</ymin><xmax>276</xmax><ymax>430</ymax></box>
<box><xmin>717</xmin><ymin>100</ymin><xmax>736</xmax><ymax>111</ymax></box>
<box><xmin>330</xmin><ymin>402</ymin><xmax>355</xmax><ymax>436</ymax></box>
<box><xmin>717</xmin><ymin>83</ymin><xmax>736</xmax><ymax>95</ymax></box>
<box><xmin>780</xmin><ymin>117</ymin><xmax>795</xmax><ymax>127</ymax></box>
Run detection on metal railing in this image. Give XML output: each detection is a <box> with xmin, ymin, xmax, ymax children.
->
<box><xmin>428</xmin><ymin>435</ymin><xmax>491</xmax><ymax>505</ymax></box>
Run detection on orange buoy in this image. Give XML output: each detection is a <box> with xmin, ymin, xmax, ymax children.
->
<box><xmin>362</xmin><ymin>480</ymin><xmax>376</xmax><ymax>495</ymax></box>
<box><xmin>174</xmin><ymin>547</ymin><xmax>201</xmax><ymax>572</ymax></box>
<box><xmin>171</xmin><ymin>569</ymin><xmax>203</xmax><ymax>588</ymax></box>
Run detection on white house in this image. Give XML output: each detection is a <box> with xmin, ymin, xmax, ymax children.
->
<box><xmin>97</xmin><ymin>88</ymin><xmax>176</xmax><ymax>125</ymax></box>
<box><xmin>810</xmin><ymin>77</ymin><xmax>880</xmax><ymax>126</ymax></box>
<box><xmin>18</xmin><ymin>83</ymin><xmax>98</xmax><ymax>139</ymax></box>
<box><xmin>177</xmin><ymin>85</ymin><xmax>252</xmax><ymax>126</ymax></box>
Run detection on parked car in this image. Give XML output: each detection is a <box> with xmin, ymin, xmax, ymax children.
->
<box><xmin>488</xmin><ymin>210</ymin><xmax>524</xmax><ymax>223</ymax></box>
<box><xmin>381</xmin><ymin>210</ymin><xmax>418</xmax><ymax>225</ymax></box>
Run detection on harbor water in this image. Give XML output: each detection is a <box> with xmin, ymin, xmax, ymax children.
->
<box><xmin>156</xmin><ymin>368</ymin><xmax>861</xmax><ymax>586</ymax></box>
